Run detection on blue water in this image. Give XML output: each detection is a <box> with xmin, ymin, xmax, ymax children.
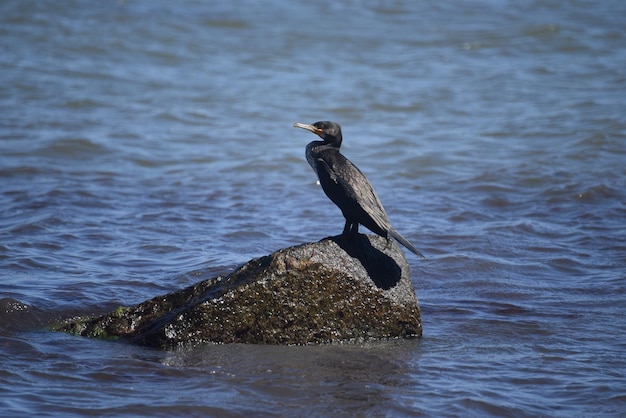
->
<box><xmin>1</xmin><ymin>1</ymin><xmax>625</xmax><ymax>416</ymax></box>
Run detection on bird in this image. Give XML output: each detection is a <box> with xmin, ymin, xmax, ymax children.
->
<box><xmin>293</xmin><ymin>121</ymin><xmax>425</xmax><ymax>258</ymax></box>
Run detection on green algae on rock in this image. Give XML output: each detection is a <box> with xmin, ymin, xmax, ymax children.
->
<box><xmin>56</xmin><ymin>234</ymin><xmax>422</xmax><ymax>348</ymax></box>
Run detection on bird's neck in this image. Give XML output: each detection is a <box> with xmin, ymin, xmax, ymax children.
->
<box><xmin>306</xmin><ymin>141</ymin><xmax>340</xmax><ymax>172</ymax></box>
<box><xmin>306</xmin><ymin>140</ymin><xmax>340</xmax><ymax>156</ymax></box>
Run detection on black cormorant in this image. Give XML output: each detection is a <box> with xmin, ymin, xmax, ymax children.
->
<box><xmin>293</xmin><ymin>121</ymin><xmax>425</xmax><ymax>258</ymax></box>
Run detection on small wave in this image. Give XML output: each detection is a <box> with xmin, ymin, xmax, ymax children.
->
<box><xmin>62</xmin><ymin>98</ymin><xmax>106</xmax><ymax>110</ymax></box>
<box><xmin>36</xmin><ymin>137</ymin><xmax>112</xmax><ymax>160</ymax></box>
<box><xmin>0</xmin><ymin>166</ymin><xmax>54</xmax><ymax>179</ymax></box>
<box><xmin>138</xmin><ymin>244</ymin><xmax>184</xmax><ymax>255</ymax></box>
<box><xmin>574</xmin><ymin>183</ymin><xmax>621</xmax><ymax>202</ymax></box>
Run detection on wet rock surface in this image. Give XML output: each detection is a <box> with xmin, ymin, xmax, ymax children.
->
<box><xmin>56</xmin><ymin>234</ymin><xmax>422</xmax><ymax>348</ymax></box>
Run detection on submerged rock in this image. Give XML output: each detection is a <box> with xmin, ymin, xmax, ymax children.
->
<box><xmin>56</xmin><ymin>234</ymin><xmax>422</xmax><ymax>348</ymax></box>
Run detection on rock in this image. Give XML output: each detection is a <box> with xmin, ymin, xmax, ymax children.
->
<box><xmin>1</xmin><ymin>298</ymin><xmax>44</xmax><ymax>332</ymax></box>
<box><xmin>56</xmin><ymin>234</ymin><xmax>422</xmax><ymax>348</ymax></box>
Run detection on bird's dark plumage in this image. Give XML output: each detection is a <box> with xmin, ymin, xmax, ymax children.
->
<box><xmin>293</xmin><ymin>121</ymin><xmax>425</xmax><ymax>258</ymax></box>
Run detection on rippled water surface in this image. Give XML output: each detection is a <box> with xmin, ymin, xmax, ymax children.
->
<box><xmin>1</xmin><ymin>1</ymin><xmax>625</xmax><ymax>416</ymax></box>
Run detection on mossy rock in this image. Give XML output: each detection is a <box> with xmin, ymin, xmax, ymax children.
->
<box><xmin>56</xmin><ymin>234</ymin><xmax>422</xmax><ymax>348</ymax></box>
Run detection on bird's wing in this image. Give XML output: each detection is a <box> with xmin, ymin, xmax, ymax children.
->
<box><xmin>317</xmin><ymin>154</ymin><xmax>392</xmax><ymax>233</ymax></box>
<box><xmin>317</xmin><ymin>158</ymin><xmax>338</xmax><ymax>183</ymax></box>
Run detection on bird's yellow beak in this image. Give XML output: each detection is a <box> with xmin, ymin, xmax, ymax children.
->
<box><xmin>293</xmin><ymin>122</ymin><xmax>323</xmax><ymax>135</ymax></box>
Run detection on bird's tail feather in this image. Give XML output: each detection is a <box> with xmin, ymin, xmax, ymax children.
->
<box><xmin>388</xmin><ymin>229</ymin><xmax>425</xmax><ymax>259</ymax></box>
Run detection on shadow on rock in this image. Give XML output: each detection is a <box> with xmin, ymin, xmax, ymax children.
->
<box><xmin>331</xmin><ymin>234</ymin><xmax>402</xmax><ymax>290</ymax></box>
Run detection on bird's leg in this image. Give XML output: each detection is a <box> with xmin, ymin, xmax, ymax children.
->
<box><xmin>342</xmin><ymin>219</ymin><xmax>351</xmax><ymax>236</ymax></box>
<box><xmin>342</xmin><ymin>221</ymin><xmax>360</xmax><ymax>244</ymax></box>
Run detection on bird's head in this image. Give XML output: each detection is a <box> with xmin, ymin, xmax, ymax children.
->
<box><xmin>293</xmin><ymin>121</ymin><xmax>342</xmax><ymax>147</ymax></box>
